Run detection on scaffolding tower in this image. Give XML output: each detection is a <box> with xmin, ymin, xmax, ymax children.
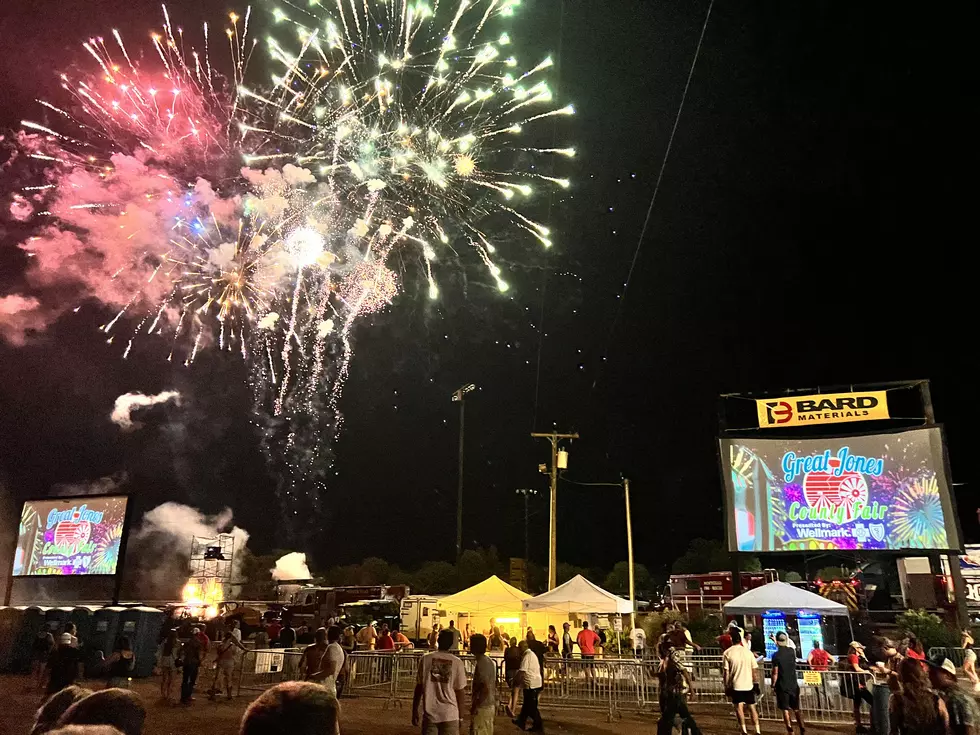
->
<box><xmin>187</xmin><ymin>534</ymin><xmax>236</xmax><ymax>601</ymax></box>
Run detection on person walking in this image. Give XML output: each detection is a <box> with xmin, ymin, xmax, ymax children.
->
<box><xmin>157</xmin><ymin>629</ymin><xmax>181</xmax><ymax>702</ymax></box>
<box><xmin>722</xmin><ymin>629</ymin><xmax>760</xmax><ymax>735</ymax></box>
<box><xmin>469</xmin><ymin>634</ymin><xmax>496</xmax><ymax>735</ymax></box>
<box><xmin>514</xmin><ymin>639</ymin><xmax>544</xmax><ymax>733</ymax></box>
<box><xmin>278</xmin><ymin>620</ymin><xmax>296</xmax><ymax>650</ymax></box>
<box><xmin>961</xmin><ymin>631</ymin><xmax>979</xmax><ymax>692</ymax></box>
<box><xmin>31</xmin><ymin>628</ymin><xmax>55</xmax><ymax>691</ymax></box>
<box><xmin>103</xmin><ymin>637</ymin><xmax>136</xmax><ymax>689</ymax></box>
<box><xmin>46</xmin><ymin>632</ymin><xmax>83</xmax><ymax>696</ymax></box>
<box><xmin>180</xmin><ymin>625</ymin><xmax>206</xmax><ymax>704</ymax></box>
<box><xmin>412</xmin><ymin>629</ymin><xmax>468</xmax><ymax>735</ymax></box>
<box><xmin>770</xmin><ymin>632</ymin><xmax>805</xmax><ymax>734</ymax></box>
<box><xmin>657</xmin><ymin>648</ymin><xmax>700</xmax><ymax>735</ymax></box>
<box><xmin>212</xmin><ymin>626</ymin><xmax>247</xmax><ymax>700</ymax></box>
<box><xmin>843</xmin><ymin>641</ymin><xmax>874</xmax><ymax>732</ymax></box>
<box><xmin>928</xmin><ymin>654</ymin><xmax>980</xmax><ymax>735</ymax></box>
<box><xmin>890</xmin><ymin>657</ymin><xmax>947</xmax><ymax>734</ymax></box>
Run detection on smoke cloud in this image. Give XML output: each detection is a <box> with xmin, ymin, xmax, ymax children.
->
<box><xmin>50</xmin><ymin>471</ymin><xmax>129</xmax><ymax>498</ymax></box>
<box><xmin>126</xmin><ymin>502</ymin><xmax>249</xmax><ymax>600</ymax></box>
<box><xmin>111</xmin><ymin>390</ymin><xmax>181</xmax><ymax>431</ymax></box>
<box><xmin>271</xmin><ymin>552</ymin><xmax>312</xmax><ymax>581</ymax></box>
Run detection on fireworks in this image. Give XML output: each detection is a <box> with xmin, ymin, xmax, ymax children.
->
<box><xmin>892</xmin><ymin>475</ymin><xmax>948</xmax><ymax>549</ymax></box>
<box><xmin>244</xmin><ymin>0</ymin><xmax>573</xmax><ymax>294</ymax></box>
<box><xmin>5</xmin><ymin>2</ymin><xmax>572</xmax><ymax>541</ymax></box>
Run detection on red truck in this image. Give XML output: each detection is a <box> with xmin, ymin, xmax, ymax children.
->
<box><xmin>667</xmin><ymin>572</ymin><xmax>768</xmax><ymax>612</ymax></box>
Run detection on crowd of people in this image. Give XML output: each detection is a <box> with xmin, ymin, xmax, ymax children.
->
<box><xmin>654</xmin><ymin>620</ymin><xmax>980</xmax><ymax>735</ymax></box>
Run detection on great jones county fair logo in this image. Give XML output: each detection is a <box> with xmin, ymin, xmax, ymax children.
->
<box><xmin>782</xmin><ymin>448</ymin><xmax>886</xmax><ymax>525</ymax></box>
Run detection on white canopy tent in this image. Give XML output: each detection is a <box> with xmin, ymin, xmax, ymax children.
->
<box><xmin>723</xmin><ymin>581</ymin><xmax>854</xmax><ymax>640</ymax></box>
<box><xmin>522</xmin><ymin>574</ymin><xmax>633</xmax><ymax>615</ymax></box>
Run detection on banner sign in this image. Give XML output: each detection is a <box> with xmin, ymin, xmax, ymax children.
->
<box><xmin>12</xmin><ymin>496</ymin><xmax>128</xmax><ymax>576</ymax></box>
<box><xmin>722</xmin><ymin>427</ymin><xmax>959</xmax><ymax>552</ymax></box>
<box><xmin>756</xmin><ymin>391</ymin><xmax>889</xmax><ymax>428</ymax></box>
<box><xmin>961</xmin><ymin>545</ymin><xmax>980</xmax><ymax>608</ymax></box>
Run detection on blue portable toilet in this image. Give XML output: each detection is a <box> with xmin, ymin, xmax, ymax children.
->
<box><xmin>10</xmin><ymin>606</ymin><xmax>49</xmax><ymax>673</ymax></box>
<box><xmin>118</xmin><ymin>606</ymin><xmax>165</xmax><ymax>678</ymax></box>
<box><xmin>71</xmin><ymin>606</ymin><xmax>99</xmax><ymax>647</ymax></box>
<box><xmin>0</xmin><ymin>607</ymin><xmax>25</xmax><ymax>672</ymax></box>
<box><xmin>45</xmin><ymin>607</ymin><xmax>74</xmax><ymax>638</ymax></box>
<box><xmin>87</xmin><ymin>606</ymin><xmax>125</xmax><ymax>676</ymax></box>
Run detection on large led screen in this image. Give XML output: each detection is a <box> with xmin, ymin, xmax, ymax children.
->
<box><xmin>12</xmin><ymin>496</ymin><xmax>128</xmax><ymax>576</ymax></box>
<box><xmin>721</xmin><ymin>427</ymin><xmax>959</xmax><ymax>552</ymax></box>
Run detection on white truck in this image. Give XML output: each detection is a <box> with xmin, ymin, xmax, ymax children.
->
<box><xmin>399</xmin><ymin>595</ymin><xmax>441</xmax><ymax>644</ymax></box>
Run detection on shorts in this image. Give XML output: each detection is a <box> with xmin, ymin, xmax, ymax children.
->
<box><xmin>218</xmin><ymin>659</ymin><xmax>236</xmax><ymax>673</ymax></box>
<box><xmin>470</xmin><ymin>707</ymin><xmax>494</xmax><ymax>735</ymax></box>
<box><xmin>730</xmin><ymin>689</ymin><xmax>756</xmax><ymax>706</ymax></box>
<box><xmin>581</xmin><ymin>654</ymin><xmax>595</xmax><ymax>660</ymax></box>
<box><xmin>776</xmin><ymin>689</ymin><xmax>800</xmax><ymax>710</ymax></box>
<box><xmin>422</xmin><ymin>717</ymin><xmax>460</xmax><ymax>735</ymax></box>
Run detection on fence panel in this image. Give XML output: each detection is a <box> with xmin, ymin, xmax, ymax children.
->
<box><xmin>231</xmin><ymin>649</ymin><xmax>858</xmax><ymax>724</ymax></box>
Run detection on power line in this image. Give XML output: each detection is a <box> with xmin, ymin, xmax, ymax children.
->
<box><xmin>591</xmin><ymin>0</ymin><xmax>715</xmax><ymax>393</ymax></box>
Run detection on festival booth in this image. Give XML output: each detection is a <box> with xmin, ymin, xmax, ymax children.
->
<box><xmin>522</xmin><ymin>575</ymin><xmax>634</xmax><ymax>653</ymax></box>
<box><xmin>437</xmin><ymin>576</ymin><xmax>539</xmax><ymax>642</ymax></box>
<box><xmin>723</xmin><ymin>581</ymin><xmax>852</xmax><ymax>657</ymax></box>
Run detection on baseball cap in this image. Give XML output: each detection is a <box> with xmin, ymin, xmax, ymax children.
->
<box><xmin>776</xmin><ymin>632</ymin><xmax>788</xmax><ymax>645</ymax></box>
<box><xmin>849</xmin><ymin>640</ymin><xmax>865</xmax><ymax>650</ymax></box>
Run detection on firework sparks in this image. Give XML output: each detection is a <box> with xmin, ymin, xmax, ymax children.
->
<box><xmin>891</xmin><ymin>475</ymin><xmax>948</xmax><ymax>548</ymax></box>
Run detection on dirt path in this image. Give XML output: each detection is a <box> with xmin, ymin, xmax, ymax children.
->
<box><xmin>2</xmin><ymin>674</ymin><xmax>852</xmax><ymax>734</ymax></box>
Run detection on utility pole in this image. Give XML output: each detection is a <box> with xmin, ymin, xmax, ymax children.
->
<box><xmin>515</xmin><ymin>489</ymin><xmax>538</xmax><ymax>563</ymax></box>
<box><xmin>624</xmin><ymin>478</ymin><xmax>636</xmax><ymax>632</ymax></box>
<box><xmin>531</xmin><ymin>430</ymin><xmax>579</xmax><ymax>590</ymax></box>
<box><xmin>453</xmin><ymin>384</ymin><xmax>476</xmax><ymax>574</ymax></box>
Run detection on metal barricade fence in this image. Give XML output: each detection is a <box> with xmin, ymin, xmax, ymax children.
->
<box><xmin>236</xmin><ymin>648</ymin><xmax>305</xmax><ymax>695</ymax></box>
<box><xmin>929</xmin><ymin>647</ymin><xmax>968</xmax><ymax>667</ymax></box>
<box><xmin>233</xmin><ymin>649</ymin><xmax>859</xmax><ymax>724</ymax></box>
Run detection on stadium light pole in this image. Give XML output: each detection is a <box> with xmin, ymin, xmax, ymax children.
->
<box><xmin>453</xmin><ymin>384</ymin><xmax>476</xmax><ymax>576</ymax></box>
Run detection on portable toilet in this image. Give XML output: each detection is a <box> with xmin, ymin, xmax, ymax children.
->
<box><xmin>45</xmin><ymin>607</ymin><xmax>74</xmax><ymax>638</ymax></box>
<box><xmin>119</xmin><ymin>606</ymin><xmax>165</xmax><ymax>677</ymax></box>
<box><xmin>0</xmin><ymin>607</ymin><xmax>25</xmax><ymax>672</ymax></box>
<box><xmin>71</xmin><ymin>606</ymin><xmax>100</xmax><ymax>647</ymax></box>
<box><xmin>10</xmin><ymin>606</ymin><xmax>49</xmax><ymax>673</ymax></box>
<box><xmin>87</xmin><ymin>607</ymin><xmax>125</xmax><ymax>675</ymax></box>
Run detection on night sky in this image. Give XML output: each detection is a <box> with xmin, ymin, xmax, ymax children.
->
<box><xmin>0</xmin><ymin>0</ymin><xmax>976</xmax><ymax>581</ymax></box>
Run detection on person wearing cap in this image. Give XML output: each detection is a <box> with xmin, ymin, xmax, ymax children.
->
<box><xmin>928</xmin><ymin>654</ymin><xmax>980</xmax><ymax>735</ymax></box>
<box><xmin>771</xmin><ymin>631</ymin><xmax>805</xmax><ymax>734</ymax></box>
<box><xmin>962</xmin><ymin>631</ymin><xmax>979</xmax><ymax>692</ymax></box>
<box><xmin>843</xmin><ymin>641</ymin><xmax>873</xmax><ymax>732</ymax></box>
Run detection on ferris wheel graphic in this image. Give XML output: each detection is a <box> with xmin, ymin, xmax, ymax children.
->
<box><xmin>802</xmin><ymin>458</ymin><xmax>868</xmax><ymax>523</ymax></box>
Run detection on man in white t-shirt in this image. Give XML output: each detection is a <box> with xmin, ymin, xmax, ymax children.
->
<box><xmin>722</xmin><ymin>629</ymin><xmax>760</xmax><ymax>735</ymax></box>
<box><xmin>412</xmin><ymin>629</ymin><xmax>467</xmax><ymax>735</ymax></box>
<box><xmin>629</xmin><ymin>626</ymin><xmax>646</xmax><ymax>659</ymax></box>
<box><xmin>514</xmin><ymin>640</ymin><xmax>544</xmax><ymax>732</ymax></box>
